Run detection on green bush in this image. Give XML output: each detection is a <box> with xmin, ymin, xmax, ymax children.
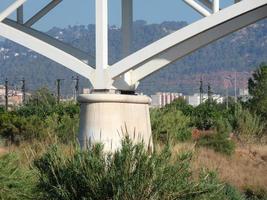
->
<box><xmin>165</xmin><ymin>98</ymin><xmax>194</xmax><ymax>116</ymax></box>
<box><xmin>0</xmin><ymin>113</ymin><xmax>29</xmax><ymax>144</ymax></box>
<box><xmin>244</xmin><ymin>188</ymin><xmax>267</xmax><ymax>200</ymax></box>
<box><xmin>45</xmin><ymin>113</ymin><xmax>79</xmax><ymax>144</ymax></box>
<box><xmin>0</xmin><ymin>153</ymin><xmax>37</xmax><ymax>200</ymax></box>
<box><xmin>151</xmin><ymin>108</ymin><xmax>192</xmax><ymax>142</ymax></box>
<box><xmin>197</xmin><ymin>133</ymin><xmax>235</xmax><ymax>155</ymax></box>
<box><xmin>223</xmin><ymin>184</ymin><xmax>245</xmax><ymax>200</ymax></box>
<box><xmin>0</xmin><ymin>110</ymin><xmax>79</xmax><ymax>145</ymax></box>
<box><xmin>192</xmin><ymin>101</ymin><xmax>223</xmax><ymax>130</ymax></box>
<box><xmin>34</xmin><ymin>139</ymin><xmax>242</xmax><ymax>200</ymax></box>
<box><xmin>235</xmin><ymin>107</ymin><xmax>265</xmax><ymax>141</ymax></box>
<box><xmin>0</xmin><ymin>106</ymin><xmax>4</xmax><ymax>113</ymax></box>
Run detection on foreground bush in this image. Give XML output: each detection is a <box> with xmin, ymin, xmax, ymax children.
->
<box><xmin>0</xmin><ymin>154</ymin><xmax>37</xmax><ymax>199</ymax></box>
<box><xmin>34</xmin><ymin>139</ymin><xmax>243</xmax><ymax>200</ymax></box>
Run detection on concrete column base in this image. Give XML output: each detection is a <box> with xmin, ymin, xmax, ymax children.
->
<box><xmin>78</xmin><ymin>94</ymin><xmax>153</xmax><ymax>152</ymax></box>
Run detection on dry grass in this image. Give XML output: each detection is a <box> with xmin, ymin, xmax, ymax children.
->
<box><xmin>171</xmin><ymin>143</ymin><xmax>267</xmax><ymax>191</ymax></box>
<box><xmin>0</xmin><ymin>147</ymin><xmax>8</xmax><ymax>155</ymax></box>
<box><xmin>136</xmin><ymin>141</ymin><xmax>267</xmax><ymax>192</ymax></box>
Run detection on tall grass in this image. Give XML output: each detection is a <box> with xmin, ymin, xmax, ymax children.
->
<box><xmin>235</xmin><ymin>108</ymin><xmax>265</xmax><ymax>142</ymax></box>
<box><xmin>0</xmin><ymin>153</ymin><xmax>38</xmax><ymax>199</ymax></box>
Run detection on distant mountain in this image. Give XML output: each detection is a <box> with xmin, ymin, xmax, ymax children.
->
<box><xmin>0</xmin><ymin>19</ymin><xmax>266</xmax><ymax>96</ymax></box>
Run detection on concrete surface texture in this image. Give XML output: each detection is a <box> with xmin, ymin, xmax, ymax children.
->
<box><xmin>78</xmin><ymin>93</ymin><xmax>153</xmax><ymax>152</ymax></box>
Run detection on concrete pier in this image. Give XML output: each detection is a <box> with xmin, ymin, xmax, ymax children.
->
<box><xmin>78</xmin><ymin>93</ymin><xmax>153</xmax><ymax>152</ymax></box>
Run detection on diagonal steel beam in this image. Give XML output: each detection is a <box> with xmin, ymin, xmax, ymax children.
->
<box><xmin>130</xmin><ymin>3</ymin><xmax>267</xmax><ymax>84</ymax></box>
<box><xmin>3</xmin><ymin>18</ymin><xmax>95</xmax><ymax>66</ymax></box>
<box><xmin>0</xmin><ymin>20</ymin><xmax>95</xmax><ymax>84</ymax></box>
<box><xmin>109</xmin><ymin>0</ymin><xmax>267</xmax><ymax>82</ymax></box>
<box><xmin>25</xmin><ymin>0</ymin><xmax>62</xmax><ymax>27</ymax></box>
<box><xmin>0</xmin><ymin>0</ymin><xmax>26</xmax><ymax>22</ymax></box>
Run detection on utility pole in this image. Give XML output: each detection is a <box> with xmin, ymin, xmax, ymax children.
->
<box><xmin>199</xmin><ymin>78</ymin><xmax>204</xmax><ymax>104</ymax></box>
<box><xmin>72</xmin><ymin>76</ymin><xmax>79</xmax><ymax>101</ymax></box>
<box><xmin>20</xmin><ymin>77</ymin><xmax>26</xmax><ymax>104</ymax></box>
<box><xmin>208</xmin><ymin>83</ymin><xmax>212</xmax><ymax>102</ymax></box>
<box><xmin>234</xmin><ymin>71</ymin><xmax>237</xmax><ymax>103</ymax></box>
<box><xmin>56</xmin><ymin>79</ymin><xmax>64</xmax><ymax>104</ymax></box>
<box><xmin>226</xmin><ymin>85</ymin><xmax>229</xmax><ymax>110</ymax></box>
<box><xmin>5</xmin><ymin>78</ymin><xmax>8</xmax><ymax>111</ymax></box>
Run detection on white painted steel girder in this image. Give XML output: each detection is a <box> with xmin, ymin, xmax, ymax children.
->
<box><xmin>0</xmin><ymin>20</ymin><xmax>94</xmax><ymax>81</ymax></box>
<box><xmin>0</xmin><ymin>0</ymin><xmax>26</xmax><ymax>22</ymax></box>
<box><xmin>0</xmin><ymin>0</ymin><xmax>266</xmax><ymax>91</ymax></box>
<box><xmin>110</xmin><ymin>0</ymin><xmax>267</xmax><ymax>88</ymax></box>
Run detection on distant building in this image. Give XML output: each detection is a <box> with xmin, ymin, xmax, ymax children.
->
<box><xmin>238</xmin><ymin>88</ymin><xmax>251</xmax><ymax>102</ymax></box>
<box><xmin>186</xmin><ymin>93</ymin><xmax>224</xmax><ymax>107</ymax></box>
<box><xmin>151</xmin><ymin>92</ymin><xmax>183</xmax><ymax>108</ymax></box>
<box><xmin>239</xmin><ymin>88</ymin><xmax>249</xmax><ymax>96</ymax></box>
<box><xmin>186</xmin><ymin>93</ymin><xmax>202</xmax><ymax>107</ymax></box>
<box><xmin>0</xmin><ymin>85</ymin><xmax>25</xmax><ymax>108</ymax></box>
<box><xmin>0</xmin><ymin>85</ymin><xmax>5</xmax><ymax>96</ymax></box>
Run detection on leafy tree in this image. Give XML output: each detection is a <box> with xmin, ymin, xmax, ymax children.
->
<box><xmin>248</xmin><ymin>63</ymin><xmax>267</xmax><ymax>119</ymax></box>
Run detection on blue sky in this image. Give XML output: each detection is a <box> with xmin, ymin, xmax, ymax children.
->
<box><xmin>0</xmin><ymin>0</ymin><xmax>234</xmax><ymax>30</ymax></box>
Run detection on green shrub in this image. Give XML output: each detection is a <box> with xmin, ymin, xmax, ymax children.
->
<box><xmin>197</xmin><ymin>133</ymin><xmax>235</xmax><ymax>155</ymax></box>
<box><xmin>0</xmin><ymin>106</ymin><xmax>4</xmax><ymax>113</ymax></box>
<box><xmin>243</xmin><ymin>188</ymin><xmax>267</xmax><ymax>200</ymax></box>
<box><xmin>192</xmin><ymin>102</ymin><xmax>223</xmax><ymax>130</ymax></box>
<box><xmin>165</xmin><ymin>98</ymin><xmax>194</xmax><ymax>116</ymax></box>
<box><xmin>34</xmin><ymin>139</ymin><xmax>242</xmax><ymax>200</ymax></box>
<box><xmin>151</xmin><ymin>108</ymin><xmax>192</xmax><ymax>142</ymax></box>
<box><xmin>235</xmin><ymin>108</ymin><xmax>265</xmax><ymax>141</ymax></box>
<box><xmin>45</xmin><ymin>113</ymin><xmax>79</xmax><ymax>144</ymax></box>
<box><xmin>0</xmin><ymin>111</ymin><xmax>79</xmax><ymax>145</ymax></box>
<box><xmin>0</xmin><ymin>153</ymin><xmax>37</xmax><ymax>199</ymax></box>
<box><xmin>223</xmin><ymin>184</ymin><xmax>245</xmax><ymax>200</ymax></box>
<box><xmin>0</xmin><ymin>113</ymin><xmax>28</xmax><ymax>144</ymax></box>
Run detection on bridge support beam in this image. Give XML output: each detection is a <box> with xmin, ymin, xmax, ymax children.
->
<box><xmin>122</xmin><ymin>0</ymin><xmax>134</xmax><ymax>91</ymax></box>
<box><xmin>78</xmin><ymin>93</ymin><xmax>153</xmax><ymax>152</ymax></box>
<box><xmin>94</xmin><ymin>0</ymin><xmax>110</xmax><ymax>90</ymax></box>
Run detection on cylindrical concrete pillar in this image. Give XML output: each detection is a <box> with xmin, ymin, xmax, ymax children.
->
<box><xmin>78</xmin><ymin>93</ymin><xmax>153</xmax><ymax>152</ymax></box>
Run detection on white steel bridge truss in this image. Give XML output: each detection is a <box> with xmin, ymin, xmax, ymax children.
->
<box><xmin>0</xmin><ymin>0</ymin><xmax>267</xmax><ymax>91</ymax></box>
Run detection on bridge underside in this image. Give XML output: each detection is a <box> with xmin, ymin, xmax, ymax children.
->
<box><xmin>0</xmin><ymin>0</ymin><xmax>266</xmax><ymax>92</ymax></box>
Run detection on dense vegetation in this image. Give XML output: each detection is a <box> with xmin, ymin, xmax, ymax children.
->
<box><xmin>0</xmin><ymin>65</ymin><xmax>267</xmax><ymax>199</ymax></box>
<box><xmin>0</xmin><ymin>88</ymin><xmax>79</xmax><ymax>146</ymax></box>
